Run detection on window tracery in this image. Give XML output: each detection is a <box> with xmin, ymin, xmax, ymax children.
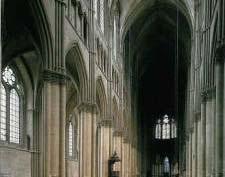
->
<box><xmin>155</xmin><ymin>114</ymin><xmax>177</xmax><ymax>140</ymax></box>
<box><xmin>0</xmin><ymin>66</ymin><xmax>23</xmax><ymax>144</ymax></box>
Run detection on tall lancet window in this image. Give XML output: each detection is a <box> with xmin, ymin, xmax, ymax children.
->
<box><xmin>155</xmin><ymin>119</ymin><xmax>161</xmax><ymax>139</ymax></box>
<box><xmin>94</xmin><ymin>0</ymin><xmax>98</xmax><ymax>19</ymax></box>
<box><xmin>10</xmin><ymin>89</ymin><xmax>20</xmax><ymax>143</ymax></box>
<box><xmin>164</xmin><ymin>157</ymin><xmax>170</xmax><ymax>173</ymax></box>
<box><xmin>162</xmin><ymin>115</ymin><xmax>170</xmax><ymax>139</ymax></box>
<box><xmin>1</xmin><ymin>66</ymin><xmax>23</xmax><ymax>144</ymax></box>
<box><xmin>99</xmin><ymin>0</ymin><xmax>104</xmax><ymax>32</ymax></box>
<box><xmin>0</xmin><ymin>84</ymin><xmax>7</xmax><ymax>141</ymax></box>
<box><xmin>171</xmin><ymin>119</ymin><xmax>177</xmax><ymax>138</ymax></box>
<box><xmin>68</xmin><ymin>121</ymin><xmax>73</xmax><ymax>157</ymax></box>
<box><xmin>113</xmin><ymin>16</ymin><xmax>117</xmax><ymax>59</ymax></box>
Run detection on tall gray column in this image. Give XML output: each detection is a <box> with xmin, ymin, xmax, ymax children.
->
<box><xmin>201</xmin><ymin>94</ymin><xmax>206</xmax><ymax>177</ymax></box>
<box><xmin>215</xmin><ymin>46</ymin><xmax>224</xmax><ymax>177</ymax></box>
<box><xmin>0</xmin><ymin>0</ymin><xmax>1</xmax><ymax>78</ymax></box>
<box><xmin>0</xmin><ymin>0</ymin><xmax>2</xmax><ymax>121</ymax></box>
<box><xmin>197</xmin><ymin>115</ymin><xmax>202</xmax><ymax>177</ymax></box>
<box><xmin>78</xmin><ymin>103</ymin><xmax>98</xmax><ymax>177</ymax></box>
<box><xmin>40</xmin><ymin>72</ymin><xmax>67</xmax><ymax>177</ymax></box>
<box><xmin>205</xmin><ymin>90</ymin><xmax>214</xmax><ymax>177</ymax></box>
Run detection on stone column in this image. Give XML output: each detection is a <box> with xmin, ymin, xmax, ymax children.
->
<box><xmin>128</xmin><ymin>142</ymin><xmax>133</xmax><ymax>177</ymax></box>
<box><xmin>200</xmin><ymin>95</ymin><xmax>206</xmax><ymax>177</ymax></box>
<box><xmin>122</xmin><ymin>136</ymin><xmax>129</xmax><ymax>177</ymax></box>
<box><xmin>99</xmin><ymin>119</ymin><xmax>112</xmax><ymax>177</ymax></box>
<box><xmin>188</xmin><ymin>134</ymin><xmax>192</xmax><ymax>177</ymax></box>
<box><xmin>0</xmin><ymin>0</ymin><xmax>1</xmax><ymax>77</ymax></box>
<box><xmin>185</xmin><ymin>135</ymin><xmax>190</xmax><ymax>177</ymax></box>
<box><xmin>0</xmin><ymin>0</ymin><xmax>2</xmax><ymax>114</ymax></box>
<box><xmin>40</xmin><ymin>71</ymin><xmax>67</xmax><ymax>177</ymax></box>
<box><xmin>113</xmin><ymin>130</ymin><xmax>123</xmax><ymax>176</ymax></box>
<box><xmin>204</xmin><ymin>89</ymin><xmax>215</xmax><ymax>177</ymax></box>
<box><xmin>191</xmin><ymin>127</ymin><xmax>196</xmax><ymax>177</ymax></box>
<box><xmin>215</xmin><ymin>46</ymin><xmax>224</xmax><ymax>177</ymax></box>
<box><xmin>78</xmin><ymin>103</ymin><xmax>97</xmax><ymax>177</ymax></box>
<box><xmin>196</xmin><ymin>114</ymin><xmax>202</xmax><ymax>177</ymax></box>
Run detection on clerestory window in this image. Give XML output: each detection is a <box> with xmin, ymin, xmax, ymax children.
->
<box><xmin>95</xmin><ymin>0</ymin><xmax>104</xmax><ymax>33</ymax></box>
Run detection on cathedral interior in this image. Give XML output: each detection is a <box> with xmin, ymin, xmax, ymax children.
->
<box><xmin>0</xmin><ymin>0</ymin><xmax>225</xmax><ymax>177</ymax></box>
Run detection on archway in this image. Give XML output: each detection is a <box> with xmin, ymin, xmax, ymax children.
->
<box><xmin>65</xmin><ymin>44</ymin><xmax>88</xmax><ymax>102</ymax></box>
<box><xmin>1</xmin><ymin>0</ymin><xmax>53</xmax><ymax>177</ymax></box>
<box><xmin>122</xmin><ymin>1</ymin><xmax>192</xmax><ymax>176</ymax></box>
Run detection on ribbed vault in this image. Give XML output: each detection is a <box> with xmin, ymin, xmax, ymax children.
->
<box><xmin>123</xmin><ymin>1</ymin><xmax>192</xmax><ymax>175</ymax></box>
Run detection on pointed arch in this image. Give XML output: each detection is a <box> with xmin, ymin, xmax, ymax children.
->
<box><xmin>121</xmin><ymin>0</ymin><xmax>194</xmax><ymax>43</ymax></box>
<box><xmin>110</xmin><ymin>0</ymin><xmax>121</xmax><ymax>15</ymax></box>
<box><xmin>96</xmin><ymin>76</ymin><xmax>107</xmax><ymax>119</ymax></box>
<box><xmin>65</xmin><ymin>43</ymin><xmax>89</xmax><ymax>101</ymax></box>
<box><xmin>28</xmin><ymin>0</ymin><xmax>54</xmax><ymax>68</ymax></box>
<box><xmin>2</xmin><ymin>0</ymin><xmax>53</xmax><ymax>67</ymax></box>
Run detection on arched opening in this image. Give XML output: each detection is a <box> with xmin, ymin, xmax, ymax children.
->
<box><xmin>65</xmin><ymin>44</ymin><xmax>88</xmax><ymax>101</ymax></box>
<box><xmin>65</xmin><ymin>45</ymin><xmax>88</xmax><ymax>177</ymax></box>
<box><xmin>1</xmin><ymin>0</ymin><xmax>52</xmax><ymax>177</ymax></box>
<box><xmin>123</xmin><ymin>1</ymin><xmax>192</xmax><ymax>176</ymax></box>
<box><xmin>95</xmin><ymin>76</ymin><xmax>107</xmax><ymax>177</ymax></box>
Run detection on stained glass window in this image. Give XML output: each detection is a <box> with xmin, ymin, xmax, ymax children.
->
<box><xmin>155</xmin><ymin>114</ymin><xmax>177</xmax><ymax>140</ymax></box>
<box><xmin>9</xmin><ymin>89</ymin><xmax>20</xmax><ymax>143</ymax></box>
<box><xmin>2</xmin><ymin>67</ymin><xmax>16</xmax><ymax>86</ymax></box>
<box><xmin>171</xmin><ymin>119</ymin><xmax>177</xmax><ymax>138</ymax></box>
<box><xmin>164</xmin><ymin>157</ymin><xmax>170</xmax><ymax>173</ymax></box>
<box><xmin>155</xmin><ymin>119</ymin><xmax>161</xmax><ymax>139</ymax></box>
<box><xmin>68</xmin><ymin>122</ymin><xmax>73</xmax><ymax>157</ymax></box>
<box><xmin>94</xmin><ymin>0</ymin><xmax>98</xmax><ymax>19</ymax></box>
<box><xmin>99</xmin><ymin>0</ymin><xmax>104</xmax><ymax>32</ymax></box>
<box><xmin>1</xmin><ymin>66</ymin><xmax>22</xmax><ymax>144</ymax></box>
<box><xmin>0</xmin><ymin>84</ymin><xmax>7</xmax><ymax>141</ymax></box>
<box><xmin>113</xmin><ymin>17</ymin><xmax>117</xmax><ymax>58</ymax></box>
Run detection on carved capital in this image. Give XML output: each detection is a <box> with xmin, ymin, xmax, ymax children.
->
<box><xmin>201</xmin><ymin>87</ymin><xmax>215</xmax><ymax>102</ymax></box>
<box><xmin>77</xmin><ymin>102</ymin><xmax>98</xmax><ymax>113</ymax></box>
<box><xmin>113</xmin><ymin>128</ymin><xmax>123</xmax><ymax>137</ymax></box>
<box><xmin>43</xmin><ymin>69</ymin><xmax>67</xmax><ymax>84</ymax></box>
<box><xmin>122</xmin><ymin>130</ymin><xmax>130</xmax><ymax>143</ymax></box>
<box><xmin>71</xmin><ymin>0</ymin><xmax>77</xmax><ymax>6</ymax></box>
<box><xmin>189</xmin><ymin>127</ymin><xmax>194</xmax><ymax>134</ymax></box>
<box><xmin>201</xmin><ymin>91</ymin><xmax>207</xmax><ymax>103</ymax></box>
<box><xmin>55</xmin><ymin>0</ymin><xmax>66</xmax><ymax>6</ymax></box>
<box><xmin>215</xmin><ymin>44</ymin><xmax>225</xmax><ymax>63</ymax></box>
<box><xmin>194</xmin><ymin>112</ymin><xmax>201</xmax><ymax>122</ymax></box>
<box><xmin>100</xmin><ymin>119</ymin><xmax>112</xmax><ymax>127</ymax></box>
<box><xmin>185</xmin><ymin>134</ymin><xmax>190</xmax><ymax>141</ymax></box>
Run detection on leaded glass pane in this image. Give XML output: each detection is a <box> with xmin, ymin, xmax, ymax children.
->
<box><xmin>164</xmin><ymin>157</ymin><xmax>170</xmax><ymax>173</ymax></box>
<box><xmin>94</xmin><ymin>0</ymin><xmax>98</xmax><ymax>19</ymax></box>
<box><xmin>0</xmin><ymin>84</ymin><xmax>7</xmax><ymax>141</ymax></box>
<box><xmin>162</xmin><ymin>115</ymin><xmax>170</xmax><ymax>139</ymax></box>
<box><xmin>155</xmin><ymin>120</ymin><xmax>161</xmax><ymax>139</ymax></box>
<box><xmin>100</xmin><ymin>0</ymin><xmax>104</xmax><ymax>32</ymax></box>
<box><xmin>69</xmin><ymin>122</ymin><xmax>73</xmax><ymax>156</ymax></box>
<box><xmin>113</xmin><ymin>17</ymin><xmax>117</xmax><ymax>58</ymax></box>
<box><xmin>173</xmin><ymin>122</ymin><xmax>177</xmax><ymax>138</ymax></box>
<box><xmin>9</xmin><ymin>89</ymin><xmax>20</xmax><ymax>144</ymax></box>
